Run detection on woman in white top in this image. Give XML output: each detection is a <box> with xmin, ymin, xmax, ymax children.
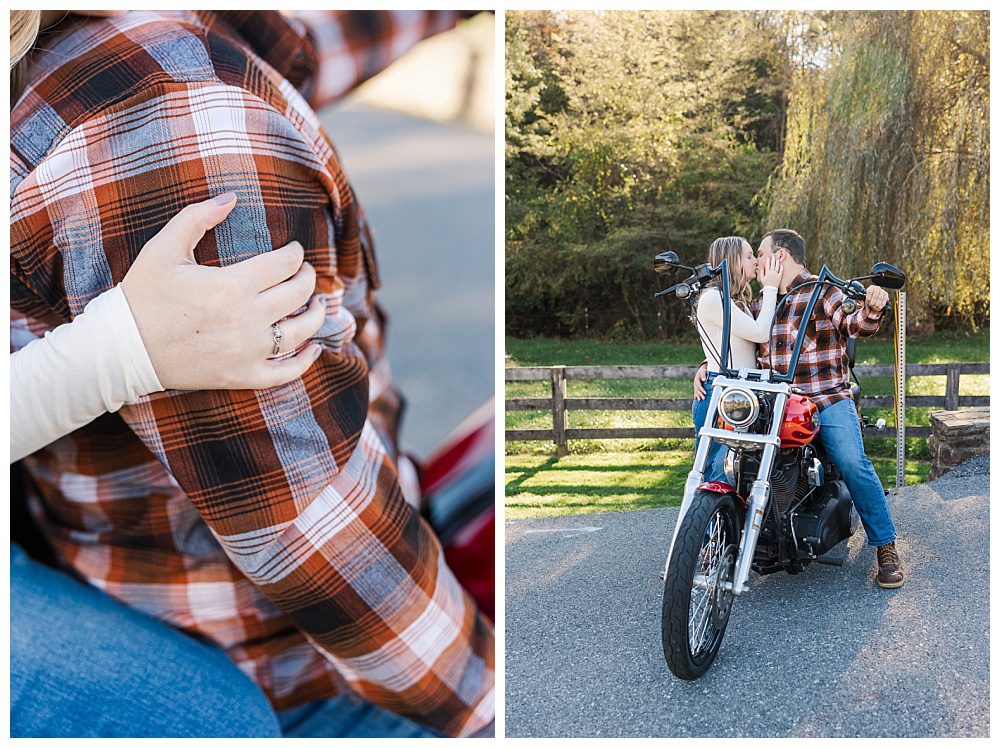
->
<box><xmin>690</xmin><ymin>236</ymin><xmax>782</xmax><ymax>481</ymax></box>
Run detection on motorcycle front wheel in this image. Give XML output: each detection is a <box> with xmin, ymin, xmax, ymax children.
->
<box><xmin>661</xmin><ymin>489</ymin><xmax>740</xmax><ymax>679</ymax></box>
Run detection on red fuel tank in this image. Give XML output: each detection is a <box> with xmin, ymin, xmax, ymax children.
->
<box><xmin>780</xmin><ymin>394</ymin><xmax>820</xmax><ymax>447</ymax></box>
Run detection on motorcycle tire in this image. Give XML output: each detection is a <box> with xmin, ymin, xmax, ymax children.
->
<box><xmin>661</xmin><ymin>489</ymin><xmax>741</xmax><ymax>680</ymax></box>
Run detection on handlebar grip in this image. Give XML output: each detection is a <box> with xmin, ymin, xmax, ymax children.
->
<box><xmin>655</xmin><ymin>281</ymin><xmax>694</xmax><ymax>298</ymax></box>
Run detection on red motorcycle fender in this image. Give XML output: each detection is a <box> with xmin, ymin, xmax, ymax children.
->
<box><xmin>698</xmin><ymin>480</ymin><xmax>749</xmax><ymax>513</ymax></box>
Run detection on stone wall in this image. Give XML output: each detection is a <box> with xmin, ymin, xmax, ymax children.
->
<box><xmin>928</xmin><ymin>407</ymin><xmax>990</xmax><ymax>480</ymax></box>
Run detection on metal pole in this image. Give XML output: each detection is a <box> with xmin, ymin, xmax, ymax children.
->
<box><xmin>895</xmin><ymin>290</ymin><xmax>906</xmax><ymax>491</ymax></box>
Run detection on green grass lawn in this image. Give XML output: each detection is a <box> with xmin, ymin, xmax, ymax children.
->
<box><xmin>505</xmin><ymin>328</ymin><xmax>989</xmax><ymax>520</ymax></box>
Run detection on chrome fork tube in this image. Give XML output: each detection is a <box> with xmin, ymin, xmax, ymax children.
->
<box><xmin>663</xmin><ymin>383</ymin><xmax>724</xmax><ymax>576</ymax></box>
<box><xmin>730</xmin><ymin>391</ymin><xmax>788</xmax><ymax>595</ymax></box>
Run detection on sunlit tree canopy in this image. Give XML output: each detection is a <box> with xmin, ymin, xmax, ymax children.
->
<box><xmin>506</xmin><ymin>10</ymin><xmax>988</xmax><ymax>338</ymax></box>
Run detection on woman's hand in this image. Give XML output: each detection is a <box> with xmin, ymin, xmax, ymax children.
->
<box><xmin>693</xmin><ymin>363</ymin><xmax>708</xmax><ymax>401</ymax></box>
<box><xmin>759</xmin><ymin>255</ymin><xmax>782</xmax><ymax>289</ymax></box>
<box><xmin>121</xmin><ymin>193</ymin><xmax>326</xmax><ymax>391</ymax></box>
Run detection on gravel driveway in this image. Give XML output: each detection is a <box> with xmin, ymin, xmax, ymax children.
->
<box><xmin>505</xmin><ymin>462</ymin><xmax>989</xmax><ymax>738</ymax></box>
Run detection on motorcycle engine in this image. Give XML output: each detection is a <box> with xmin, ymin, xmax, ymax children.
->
<box><xmin>769</xmin><ymin>450</ymin><xmax>803</xmax><ymax>514</ymax></box>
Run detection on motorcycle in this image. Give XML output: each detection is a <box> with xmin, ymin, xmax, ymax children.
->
<box><xmin>653</xmin><ymin>251</ymin><xmax>905</xmax><ymax>679</ymax></box>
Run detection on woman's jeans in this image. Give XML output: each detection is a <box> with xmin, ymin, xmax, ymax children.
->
<box><xmin>817</xmin><ymin>398</ymin><xmax>897</xmax><ymax>547</ymax></box>
<box><xmin>691</xmin><ymin>372</ymin><xmax>728</xmax><ymax>483</ymax></box>
<box><xmin>11</xmin><ymin>544</ymin><xmax>439</xmax><ymax>738</ymax></box>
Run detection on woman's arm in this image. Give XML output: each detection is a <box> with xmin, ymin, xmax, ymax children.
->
<box><xmin>697</xmin><ymin>286</ymin><xmax>779</xmax><ymax>344</ymax></box>
<box><xmin>12</xmin><ymin>285</ymin><xmax>158</xmax><ymax>463</ymax></box>
<box><xmin>11</xmin><ymin>196</ymin><xmax>324</xmax><ymax>463</ymax></box>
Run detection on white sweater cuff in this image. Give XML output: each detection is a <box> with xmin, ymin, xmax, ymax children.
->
<box><xmin>106</xmin><ymin>284</ymin><xmax>164</xmax><ymax>403</ymax></box>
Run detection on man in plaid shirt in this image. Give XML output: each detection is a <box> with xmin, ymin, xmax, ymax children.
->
<box><xmin>696</xmin><ymin>229</ymin><xmax>904</xmax><ymax>589</ymax></box>
<box><xmin>756</xmin><ymin>229</ymin><xmax>903</xmax><ymax>589</ymax></box>
<box><xmin>11</xmin><ymin>10</ymin><xmax>492</xmax><ymax>737</ymax></box>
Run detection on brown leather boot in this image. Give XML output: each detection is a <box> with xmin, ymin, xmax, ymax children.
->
<box><xmin>876</xmin><ymin>542</ymin><xmax>904</xmax><ymax>588</ymax></box>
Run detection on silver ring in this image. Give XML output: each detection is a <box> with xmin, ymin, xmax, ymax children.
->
<box><xmin>271</xmin><ymin>323</ymin><xmax>283</xmax><ymax>357</ymax></box>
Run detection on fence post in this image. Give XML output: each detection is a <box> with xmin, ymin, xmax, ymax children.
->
<box><xmin>551</xmin><ymin>365</ymin><xmax>569</xmax><ymax>456</ymax></box>
<box><xmin>944</xmin><ymin>363</ymin><xmax>961</xmax><ymax>411</ymax></box>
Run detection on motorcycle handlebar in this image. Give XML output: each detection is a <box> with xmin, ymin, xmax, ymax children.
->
<box><xmin>655</xmin><ymin>282</ymin><xmax>693</xmax><ymax>299</ymax></box>
<box><xmin>655</xmin><ymin>258</ymin><xmax>897</xmax><ymax>311</ymax></box>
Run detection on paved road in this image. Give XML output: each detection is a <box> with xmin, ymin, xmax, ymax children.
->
<box><xmin>505</xmin><ymin>466</ymin><xmax>989</xmax><ymax>738</ymax></box>
<box><xmin>320</xmin><ymin>102</ymin><xmax>494</xmax><ymax>456</ymax></box>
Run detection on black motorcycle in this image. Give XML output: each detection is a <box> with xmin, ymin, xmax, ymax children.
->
<box><xmin>654</xmin><ymin>251</ymin><xmax>905</xmax><ymax>679</ymax></box>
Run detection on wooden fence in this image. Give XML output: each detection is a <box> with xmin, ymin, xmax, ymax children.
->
<box><xmin>506</xmin><ymin>363</ymin><xmax>990</xmax><ymax>455</ymax></box>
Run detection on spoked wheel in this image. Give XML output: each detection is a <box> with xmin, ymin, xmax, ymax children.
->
<box><xmin>661</xmin><ymin>489</ymin><xmax>741</xmax><ymax>679</ymax></box>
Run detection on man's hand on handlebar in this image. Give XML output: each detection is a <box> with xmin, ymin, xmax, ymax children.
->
<box><xmin>693</xmin><ymin>362</ymin><xmax>708</xmax><ymax>401</ymax></box>
<box><xmin>865</xmin><ymin>284</ymin><xmax>889</xmax><ymax>312</ymax></box>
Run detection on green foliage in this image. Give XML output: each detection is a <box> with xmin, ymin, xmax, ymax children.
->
<box><xmin>506</xmin><ymin>450</ymin><xmax>931</xmax><ymax>519</ymax></box>
<box><xmin>506</xmin><ymin>11</ymin><xmax>785</xmax><ymax>338</ymax></box>
<box><xmin>766</xmin><ymin>10</ymin><xmax>989</xmax><ymax>331</ymax></box>
<box><xmin>507</xmin><ymin>10</ymin><xmax>989</xmax><ymax>340</ymax></box>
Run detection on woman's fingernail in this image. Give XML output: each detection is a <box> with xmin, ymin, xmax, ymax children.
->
<box><xmin>212</xmin><ymin>192</ymin><xmax>237</xmax><ymax>205</ymax></box>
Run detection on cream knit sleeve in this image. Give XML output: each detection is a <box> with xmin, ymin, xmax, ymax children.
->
<box><xmin>11</xmin><ymin>284</ymin><xmax>163</xmax><ymax>462</ymax></box>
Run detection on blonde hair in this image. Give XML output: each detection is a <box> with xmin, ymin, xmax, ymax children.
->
<box><xmin>706</xmin><ymin>236</ymin><xmax>753</xmax><ymax>312</ymax></box>
<box><xmin>10</xmin><ymin>10</ymin><xmax>41</xmax><ymax>102</ymax></box>
<box><xmin>11</xmin><ymin>10</ymin><xmax>41</xmax><ymax>68</ymax></box>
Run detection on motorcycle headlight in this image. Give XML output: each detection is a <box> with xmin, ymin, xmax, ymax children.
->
<box><xmin>718</xmin><ymin>387</ymin><xmax>759</xmax><ymax>429</ymax></box>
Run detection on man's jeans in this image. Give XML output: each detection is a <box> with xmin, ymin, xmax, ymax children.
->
<box><xmin>278</xmin><ymin>698</ymin><xmax>441</xmax><ymax>738</ymax></box>
<box><xmin>691</xmin><ymin>372</ymin><xmax>728</xmax><ymax>483</ymax></box>
<box><xmin>11</xmin><ymin>545</ymin><xmax>441</xmax><ymax>738</ymax></box>
<box><xmin>817</xmin><ymin>397</ymin><xmax>897</xmax><ymax>547</ymax></box>
<box><xmin>10</xmin><ymin>544</ymin><xmax>282</xmax><ymax>737</ymax></box>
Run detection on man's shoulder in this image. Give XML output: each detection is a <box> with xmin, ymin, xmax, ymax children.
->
<box><xmin>13</xmin><ymin>13</ymin><xmax>210</xmax><ymax>167</ymax></box>
<box><xmin>13</xmin><ymin>12</ymin><xmax>234</xmax><ymax>173</ymax></box>
<box><xmin>784</xmin><ymin>271</ymin><xmax>823</xmax><ymax>304</ymax></box>
<box><xmin>20</xmin><ymin>12</ymin><xmax>221</xmax><ymax>102</ymax></box>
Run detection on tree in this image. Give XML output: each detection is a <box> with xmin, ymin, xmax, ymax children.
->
<box><xmin>765</xmin><ymin>11</ymin><xmax>989</xmax><ymax>331</ymax></box>
<box><xmin>506</xmin><ymin>11</ymin><xmax>787</xmax><ymax>338</ymax></box>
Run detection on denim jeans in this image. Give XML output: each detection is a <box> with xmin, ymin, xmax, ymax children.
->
<box><xmin>11</xmin><ymin>544</ymin><xmax>459</xmax><ymax>738</ymax></box>
<box><xmin>10</xmin><ymin>544</ymin><xmax>282</xmax><ymax>738</ymax></box>
<box><xmin>817</xmin><ymin>397</ymin><xmax>897</xmax><ymax>547</ymax></box>
<box><xmin>691</xmin><ymin>372</ymin><xmax>729</xmax><ymax>483</ymax></box>
<box><xmin>278</xmin><ymin>697</ymin><xmax>443</xmax><ymax>738</ymax></box>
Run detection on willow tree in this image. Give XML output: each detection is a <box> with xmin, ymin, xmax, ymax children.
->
<box><xmin>766</xmin><ymin>11</ymin><xmax>989</xmax><ymax>330</ymax></box>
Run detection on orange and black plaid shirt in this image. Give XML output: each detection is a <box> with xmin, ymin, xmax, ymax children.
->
<box><xmin>10</xmin><ymin>10</ymin><xmax>492</xmax><ymax>737</ymax></box>
<box><xmin>753</xmin><ymin>269</ymin><xmax>885</xmax><ymax>411</ymax></box>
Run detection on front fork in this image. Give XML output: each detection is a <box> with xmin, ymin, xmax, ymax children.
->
<box><xmin>663</xmin><ymin>389</ymin><xmax>788</xmax><ymax>597</ymax></box>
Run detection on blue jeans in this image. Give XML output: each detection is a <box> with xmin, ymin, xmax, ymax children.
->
<box><xmin>11</xmin><ymin>544</ymin><xmax>453</xmax><ymax>738</ymax></box>
<box><xmin>691</xmin><ymin>372</ymin><xmax>728</xmax><ymax>483</ymax></box>
<box><xmin>278</xmin><ymin>698</ymin><xmax>443</xmax><ymax>738</ymax></box>
<box><xmin>10</xmin><ymin>544</ymin><xmax>282</xmax><ymax>737</ymax></box>
<box><xmin>817</xmin><ymin>398</ymin><xmax>897</xmax><ymax>547</ymax></box>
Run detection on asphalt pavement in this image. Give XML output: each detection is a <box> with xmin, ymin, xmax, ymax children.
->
<box><xmin>505</xmin><ymin>463</ymin><xmax>990</xmax><ymax>738</ymax></box>
<box><xmin>320</xmin><ymin>102</ymin><xmax>494</xmax><ymax>457</ymax></box>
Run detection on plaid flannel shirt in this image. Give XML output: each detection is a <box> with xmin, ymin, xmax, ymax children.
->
<box><xmin>753</xmin><ymin>270</ymin><xmax>885</xmax><ymax>411</ymax></box>
<box><xmin>11</xmin><ymin>10</ymin><xmax>492</xmax><ymax>736</ymax></box>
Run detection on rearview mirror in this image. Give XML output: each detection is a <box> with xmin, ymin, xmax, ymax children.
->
<box><xmin>654</xmin><ymin>251</ymin><xmax>680</xmax><ymax>275</ymax></box>
<box><xmin>870</xmin><ymin>262</ymin><xmax>906</xmax><ymax>290</ymax></box>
